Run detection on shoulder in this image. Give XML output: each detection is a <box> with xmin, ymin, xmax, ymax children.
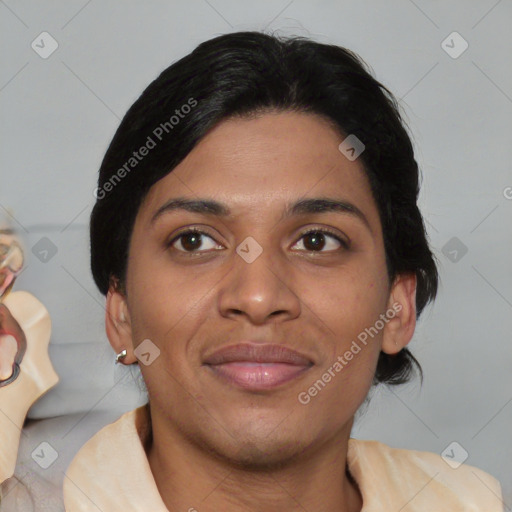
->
<box><xmin>347</xmin><ymin>438</ymin><xmax>504</xmax><ymax>511</ymax></box>
<box><xmin>63</xmin><ymin>405</ymin><xmax>167</xmax><ymax>512</ymax></box>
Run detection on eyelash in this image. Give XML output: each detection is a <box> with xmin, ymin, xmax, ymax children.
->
<box><xmin>299</xmin><ymin>227</ymin><xmax>350</xmax><ymax>251</ymax></box>
<box><xmin>167</xmin><ymin>227</ymin><xmax>349</xmax><ymax>255</ymax></box>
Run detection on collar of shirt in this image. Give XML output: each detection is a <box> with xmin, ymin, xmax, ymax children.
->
<box><xmin>63</xmin><ymin>405</ymin><xmax>503</xmax><ymax>512</ymax></box>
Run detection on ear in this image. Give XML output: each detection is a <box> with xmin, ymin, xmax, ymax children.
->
<box><xmin>105</xmin><ymin>281</ymin><xmax>137</xmax><ymax>364</ymax></box>
<box><xmin>381</xmin><ymin>272</ymin><xmax>417</xmax><ymax>355</ymax></box>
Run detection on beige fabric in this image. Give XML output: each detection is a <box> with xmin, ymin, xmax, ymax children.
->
<box><xmin>64</xmin><ymin>405</ymin><xmax>504</xmax><ymax>512</ymax></box>
<box><xmin>0</xmin><ymin>291</ymin><xmax>59</xmax><ymax>483</ymax></box>
<box><xmin>64</xmin><ymin>406</ymin><xmax>167</xmax><ymax>512</ymax></box>
<box><xmin>346</xmin><ymin>439</ymin><xmax>504</xmax><ymax>511</ymax></box>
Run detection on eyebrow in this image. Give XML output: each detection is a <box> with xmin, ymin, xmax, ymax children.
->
<box><xmin>151</xmin><ymin>197</ymin><xmax>372</xmax><ymax>233</ymax></box>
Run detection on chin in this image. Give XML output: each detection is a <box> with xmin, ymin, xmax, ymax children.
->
<box><xmin>199</xmin><ymin>416</ymin><xmax>314</xmax><ymax>471</ymax></box>
<box><xmin>217</xmin><ymin>436</ymin><xmax>310</xmax><ymax>471</ymax></box>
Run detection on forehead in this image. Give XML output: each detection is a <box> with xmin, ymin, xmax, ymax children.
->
<box><xmin>140</xmin><ymin>111</ymin><xmax>380</xmax><ymax>229</ymax></box>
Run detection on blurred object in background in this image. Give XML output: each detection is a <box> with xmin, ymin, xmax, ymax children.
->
<box><xmin>0</xmin><ymin>211</ymin><xmax>24</xmax><ymax>299</ymax></box>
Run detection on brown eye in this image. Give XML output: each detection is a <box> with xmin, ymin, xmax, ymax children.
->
<box><xmin>169</xmin><ymin>229</ymin><xmax>221</xmax><ymax>253</ymax></box>
<box><xmin>293</xmin><ymin>229</ymin><xmax>348</xmax><ymax>253</ymax></box>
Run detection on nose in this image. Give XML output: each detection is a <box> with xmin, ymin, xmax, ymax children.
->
<box><xmin>217</xmin><ymin>242</ymin><xmax>301</xmax><ymax>325</ymax></box>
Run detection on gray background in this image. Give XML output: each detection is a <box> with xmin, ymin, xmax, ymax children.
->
<box><xmin>1</xmin><ymin>0</ymin><xmax>511</xmax><ymax>509</ymax></box>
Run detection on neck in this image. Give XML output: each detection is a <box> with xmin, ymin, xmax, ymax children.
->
<box><xmin>147</xmin><ymin>411</ymin><xmax>362</xmax><ymax>512</ymax></box>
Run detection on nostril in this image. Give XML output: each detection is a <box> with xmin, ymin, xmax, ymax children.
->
<box><xmin>0</xmin><ymin>334</ymin><xmax>18</xmax><ymax>381</ymax></box>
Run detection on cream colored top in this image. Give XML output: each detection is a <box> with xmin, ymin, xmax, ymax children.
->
<box><xmin>0</xmin><ymin>291</ymin><xmax>58</xmax><ymax>483</ymax></box>
<box><xmin>63</xmin><ymin>405</ymin><xmax>504</xmax><ymax>511</ymax></box>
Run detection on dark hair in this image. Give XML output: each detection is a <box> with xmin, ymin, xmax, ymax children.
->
<box><xmin>90</xmin><ymin>31</ymin><xmax>439</xmax><ymax>386</ymax></box>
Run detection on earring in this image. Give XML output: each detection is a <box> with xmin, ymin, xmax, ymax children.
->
<box><xmin>115</xmin><ymin>349</ymin><xmax>127</xmax><ymax>364</ymax></box>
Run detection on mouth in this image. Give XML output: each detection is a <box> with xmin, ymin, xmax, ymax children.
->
<box><xmin>203</xmin><ymin>343</ymin><xmax>314</xmax><ymax>391</ymax></box>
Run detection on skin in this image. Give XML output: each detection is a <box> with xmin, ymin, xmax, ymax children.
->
<box><xmin>106</xmin><ymin>111</ymin><xmax>417</xmax><ymax>512</ymax></box>
<box><xmin>0</xmin><ymin>334</ymin><xmax>17</xmax><ymax>380</ymax></box>
<box><xmin>0</xmin><ymin>307</ymin><xmax>23</xmax><ymax>381</ymax></box>
<box><xmin>0</xmin><ymin>234</ymin><xmax>24</xmax><ymax>380</ymax></box>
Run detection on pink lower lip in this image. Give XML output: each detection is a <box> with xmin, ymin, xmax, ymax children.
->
<box><xmin>206</xmin><ymin>362</ymin><xmax>311</xmax><ymax>390</ymax></box>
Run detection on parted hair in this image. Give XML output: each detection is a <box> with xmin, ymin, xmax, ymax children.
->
<box><xmin>90</xmin><ymin>31</ymin><xmax>439</xmax><ymax>386</ymax></box>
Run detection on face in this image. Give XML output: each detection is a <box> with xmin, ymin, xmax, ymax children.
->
<box><xmin>109</xmin><ymin>111</ymin><xmax>415</xmax><ymax>467</ymax></box>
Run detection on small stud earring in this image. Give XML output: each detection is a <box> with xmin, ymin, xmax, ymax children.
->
<box><xmin>115</xmin><ymin>349</ymin><xmax>127</xmax><ymax>364</ymax></box>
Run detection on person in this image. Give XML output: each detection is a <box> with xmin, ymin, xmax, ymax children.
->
<box><xmin>1</xmin><ymin>31</ymin><xmax>504</xmax><ymax>511</ymax></box>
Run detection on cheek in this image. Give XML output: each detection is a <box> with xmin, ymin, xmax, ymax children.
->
<box><xmin>311</xmin><ymin>272</ymin><xmax>387</xmax><ymax>337</ymax></box>
<box><xmin>126</xmin><ymin>252</ymin><xmax>194</xmax><ymax>339</ymax></box>
<box><xmin>126</xmin><ymin>260</ymin><xmax>218</xmax><ymax>377</ymax></box>
<box><xmin>297</xmin><ymin>349</ymin><xmax>378</xmax><ymax>428</ymax></box>
<box><xmin>305</xmin><ymin>273</ymin><xmax>387</xmax><ymax>393</ymax></box>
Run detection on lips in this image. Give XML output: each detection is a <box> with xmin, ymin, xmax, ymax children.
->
<box><xmin>203</xmin><ymin>343</ymin><xmax>313</xmax><ymax>390</ymax></box>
